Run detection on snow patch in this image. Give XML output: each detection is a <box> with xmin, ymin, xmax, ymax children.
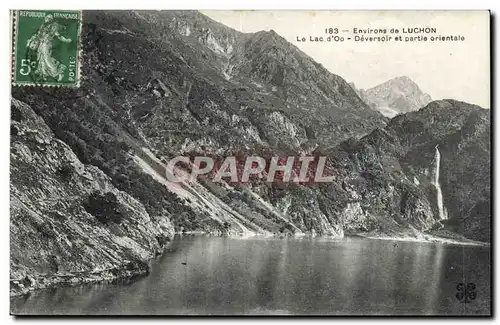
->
<box><xmin>377</xmin><ymin>106</ymin><xmax>399</xmax><ymax>118</ymax></box>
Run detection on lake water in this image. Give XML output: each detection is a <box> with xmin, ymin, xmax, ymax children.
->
<box><xmin>11</xmin><ymin>235</ymin><xmax>491</xmax><ymax>315</ymax></box>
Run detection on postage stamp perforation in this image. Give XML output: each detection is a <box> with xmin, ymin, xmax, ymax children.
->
<box><xmin>11</xmin><ymin>10</ymin><xmax>18</xmax><ymax>87</ymax></box>
<box><xmin>11</xmin><ymin>9</ymin><xmax>82</xmax><ymax>88</ymax></box>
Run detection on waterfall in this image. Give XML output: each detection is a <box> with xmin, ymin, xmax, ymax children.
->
<box><xmin>433</xmin><ymin>145</ymin><xmax>447</xmax><ymax>220</ymax></box>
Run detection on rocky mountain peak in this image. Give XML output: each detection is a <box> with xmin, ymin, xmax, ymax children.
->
<box><xmin>352</xmin><ymin>76</ymin><xmax>432</xmax><ymax>118</ymax></box>
<box><xmin>393</xmin><ymin>75</ymin><xmax>415</xmax><ymax>84</ymax></box>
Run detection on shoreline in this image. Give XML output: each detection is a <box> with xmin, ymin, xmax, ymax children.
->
<box><xmin>354</xmin><ymin>232</ymin><xmax>490</xmax><ymax>247</ymax></box>
<box><xmin>179</xmin><ymin>230</ymin><xmax>490</xmax><ymax>247</ymax></box>
<box><xmin>10</xmin><ymin>231</ymin><xmax>489</xmax><ymax>298</ymax></box>
<box><xmin>10</xmin><ymin>260</ymin><xmax>151</xmax><ymax>298</ymax></box>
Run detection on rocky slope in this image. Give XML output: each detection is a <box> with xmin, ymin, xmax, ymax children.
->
<box><xmin>85</xmin><ymin>10</ymin><xmax>386</xmax><ymax>153</ymax></box>
<box><xmin>12</xmin><ymin>10</ymin><xmax>386</xmax><ymax>237</ymax></box>
<box><xmin>10</xmin><ymin>10</ymin><xmax>490</xmax><ymax>295</ymax></box>
<box><xmin>10</xmin><ymin>99</ymin><xmax>175</xmax><ymax>296</ymax></box>
<box><xmin>327</xmin><ymin>99</ymin><xmax>490</xmax><ymax>242</ymax></box>
<box><xmin>351</xmin><ymin>76</ymin><xmax>432</xmax><ymax>118</ymax></box>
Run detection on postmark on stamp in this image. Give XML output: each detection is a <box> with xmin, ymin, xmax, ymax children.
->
<box><xmin>12</xmin><ymin>10</ymin><xmax>82</xmax><ymax>87</ymax></box>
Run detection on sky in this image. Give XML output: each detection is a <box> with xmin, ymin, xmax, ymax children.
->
<box><xmin>204</xmin><ymin>11</ymin><xmax>490</xmax><ymax>108</ymax></box>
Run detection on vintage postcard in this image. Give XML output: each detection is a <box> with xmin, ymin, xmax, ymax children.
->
<box><xmin>10</xmin><ymin>10</ymin><xmax>491</xmax><ymax>316</ymax></box>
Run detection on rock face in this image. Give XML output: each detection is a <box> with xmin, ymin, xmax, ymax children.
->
<box><xmin>12</xmin><ymin>10</ymin><xmax>385</xmax><ymax>238</ymax></box>
<box><xmin>10</xmin><ymin>10</ymin><xmax>490</xmax><ymax>295</ymax></box>
<box><xmin>351</xmin><ymin>76</ymin><xmax>433</xmax><ymax>118</ymax></box>
<box><xmin>10</xmin><ymin>99</ymin><xmax>174</xmax><ymax>296</ymax></box>
<box><xmin>328</xmin><ymin>99</ymin><xmax>490</xmax><ymax>241</ymax></box>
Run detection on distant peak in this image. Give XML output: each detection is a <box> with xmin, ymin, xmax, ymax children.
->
<box><xmin>395</xmin><ymin>75</ymin><xmax>412</xmax><ymax>81</ymax></box>
<box><xmin>388</xmin><ymin>76</ymin><xmax>417</xmax><ymax>86</ymax></box>
<box><xmin>253</xmin><ymin>29</ymin><xmax>278</xmax><ymax>36</ymax></box>
<box><xmin>370</xmin><ymin>76</ymin><xmax>426</xmax><ymax>95</ymax></box>
<box><xmin>249</xmin><ymin>29</ymin><xmax>288</xmax><ymax>47</ymax></box>
<box><xmin>360</xmin><ymin>75</ymin><xmax>433</xmax><ymax>116</ymax></box>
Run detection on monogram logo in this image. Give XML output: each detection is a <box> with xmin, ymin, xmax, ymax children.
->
<box><xmin>456</xmin><ymin>283</ymin><xmax>477</xmax><ymax>303</ymax></box>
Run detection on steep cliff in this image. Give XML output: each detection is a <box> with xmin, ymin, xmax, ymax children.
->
<box><xmin>328</xmin><ymin>99</ymin><xmax>490</xmax><ymax>241</ymax></box>
<box><xmin>10</xmin><ymin>99</ymin><xmax>175</xmax><ymax>296</ymax></box>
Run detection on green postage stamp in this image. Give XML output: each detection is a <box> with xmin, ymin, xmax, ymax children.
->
<box><xmin>12</xmin><ymin>10</ymin><xmax>82</xmax><ymax>87</ymax></box>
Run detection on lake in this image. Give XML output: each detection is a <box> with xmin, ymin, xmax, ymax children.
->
<box><xmin>11</xmin><ymin>235</ymin><xmax>491</xmax><ymax>315</ymax></box>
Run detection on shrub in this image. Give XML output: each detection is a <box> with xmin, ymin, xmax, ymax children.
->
<box><xmin>83</xmin><ymin>191</ymin><xmax>124</xmax><ymax>225</ymax></box>
<box><xmin>57</xmin><ymin>164</ymin><xmax>74</xmax><ymax>181</ymax></box>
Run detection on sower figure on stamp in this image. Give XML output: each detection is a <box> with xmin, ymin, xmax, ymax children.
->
<box><xmin>26</xmin><ymin>14</ymin><xmax>72</xmax><ymax>82</ymax></box>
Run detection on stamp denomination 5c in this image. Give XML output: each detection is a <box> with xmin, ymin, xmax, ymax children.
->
<box><xmin>12</xmin><ymin>10</ymin><xmax>81</xmax><ymax>87</ymax></box>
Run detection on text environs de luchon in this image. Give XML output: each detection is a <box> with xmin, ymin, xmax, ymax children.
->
<box><xmin>353</xmin><ymin>27</ymin><xmax>438</xmax><ymax>34</ymax></box>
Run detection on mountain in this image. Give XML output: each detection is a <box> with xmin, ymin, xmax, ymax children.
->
<box><xmin>328</xmin><ymin>99</ymin><xmax>490</xmax><ymax>242</ymax></box>
<box><xmin>351</xmin><ymin>76</ymin><xmax>433</xmax><ymax>118</ymax></box>
<box><xmin>12</xmin><ymin>9</ymin><xmax>386</xmax><ymax>231</ymax></box>
<box><xmin>10</xmin><ymin>10</ymin><xmax>386</xmax><ymax>294</ymax></box>
<box><xmin>10</xmin><ymin>98</ymin><xmax>175</xmax><ymax>296</ymax></box>
<box><xmin>10</xmin><ymin>10</ymin><xmax>490</xmax><ymax>295</ymax></box>
<box><xmin>83</xmin><ymin>10</ymin><xmax>385</xmax><ymax>153</ymax></box>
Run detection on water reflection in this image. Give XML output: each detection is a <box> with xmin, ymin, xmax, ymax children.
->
<box><xmin>11</xmin><ymin>235</ymin><xmax>490</xmax><ymax>315</ymax></box>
